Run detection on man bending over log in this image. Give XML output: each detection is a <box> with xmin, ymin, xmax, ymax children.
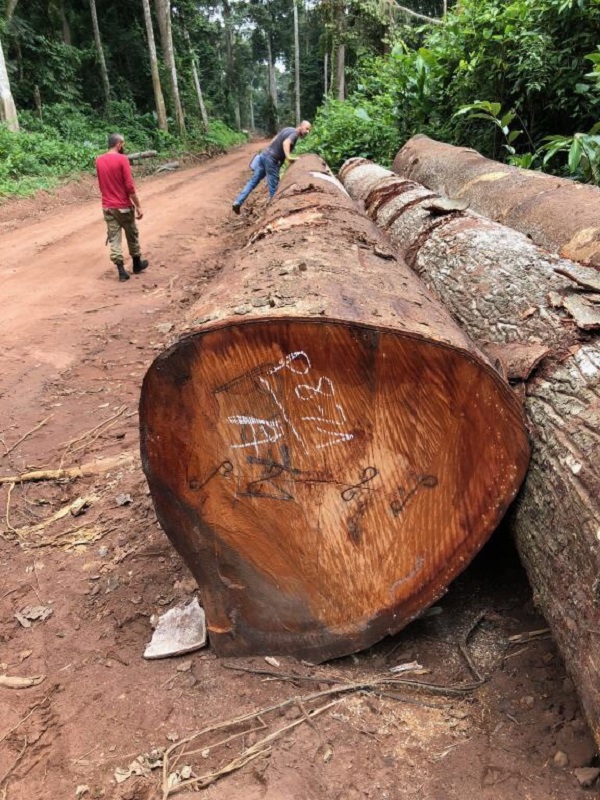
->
<box><xmin>232</xmin><ymin>120</ymin><xmax>312</xmax><ymax>214</ymax></box>
<box><xmin>96</xmin><ymin>133</ymin><xmax>149</xmax><ymax>282</ymax></box>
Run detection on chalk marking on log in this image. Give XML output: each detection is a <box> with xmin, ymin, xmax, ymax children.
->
<box><xmin>227</xmin><ymin>416</ymin><xmax>284</xmax><ymax>456</ymax></box>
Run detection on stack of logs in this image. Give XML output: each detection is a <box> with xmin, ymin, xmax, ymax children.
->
<box><xmin>140</xmin><ymin>154</ymin><xmax>530</xmax><ymax>663</ymax></box>
<box><xmin>339</xmin><ymin>143</ymin><xmax>600</xmax><ymax>745</ymax></box>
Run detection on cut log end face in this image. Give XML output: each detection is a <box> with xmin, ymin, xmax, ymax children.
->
<box><xmin>140</xmin><ymin>319</ymin><xmax>529</xmax><ymax>661</ymax></box>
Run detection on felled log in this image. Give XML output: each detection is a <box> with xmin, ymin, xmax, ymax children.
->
<box><xmin>393</xmin><ymin>134</ymin><xmax>600</xmax><ymax>268</ymax></box>
<box><xmin>340</xmin><ymin>157</ymin><xmax>600</xmax><ymax>743</ymax></box>
<box><xmin>140</xmin><ymin>154</ymin><xmax>529</xmax><ymax>663</ymax></box>
<box><xmin>126</xmin><ymin>150</ymin><xmax>158</xmax><ymax>161</ymax></box>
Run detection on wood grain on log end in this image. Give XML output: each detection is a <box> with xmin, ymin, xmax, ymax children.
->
<box><xmin>140</xmin><ymin>155</ymin><xmax>530</xmax><ymax>662</ymax></box>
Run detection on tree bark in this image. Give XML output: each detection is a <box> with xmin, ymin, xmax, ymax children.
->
<box><xmin>323</xmin><ymin>49</ymin><xmax>328</xmax><ymax>96</ymax></box>
<box><xmin>340</xmin><ymin>157</ymin><xmax>600</xmax><ymax>745</ymax></box>
<box><xmin>139</xmin><ymin>154</ymin><xmax>529</xmax><ymax>663</ymax></box>
<box><xmin>293</xmin><ymin>0</ymin><xmax>301</xmax><ymax>123</ymax></box>
<box><xmin>142</xmin><ymin>0</ymin><xmax>168</xmax><ymax>132</ymax></box>
<box><xmin>154</xmin><ymin>0</ymin><xmax>185</xmax><ymax>136</ymax></box>
<box><xmin>88</xmin><ymin>0</ymin><xmax>111</xmax><ymax>112</ymax></box>
<box><xmin>394</xmin><ymin>134</ymin><xmax>600</xmax><ymax>269</ymax></box>
<box><xmin>0</xmin><ymin>32</ymin><xmax>18</xmax><ymax>131</ymax></box>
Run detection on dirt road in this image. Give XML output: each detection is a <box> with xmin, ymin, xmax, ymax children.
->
<box><xmin>0</xmin><ymin>146</ymin><xmax>597</xmax><ymax>800</ymax></box>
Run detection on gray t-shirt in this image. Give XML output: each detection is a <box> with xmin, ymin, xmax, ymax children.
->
<box><xmin>265</xmin><ymin>127</ymin><xmax>299</xmax><ymax>165</ymax></box>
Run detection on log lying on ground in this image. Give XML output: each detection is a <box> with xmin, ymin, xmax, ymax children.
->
<box><xmin>126</xmin><ymin>150</ymin><xmax>158</xmax><ymax>161</ymax></box>
<box><xmin>339</xmin><ymin>157</ymin><xmax>600</xmax><ymax>742</ymax></box>
<box><xmin>140</xmin><ymin>154</ymin><xmax>529</xmax><ymax>662</ymax></box>
<box><xmin>393</xmin><ymin>134</ymin><xmax>600</xmax><ymax>268</ymax></box>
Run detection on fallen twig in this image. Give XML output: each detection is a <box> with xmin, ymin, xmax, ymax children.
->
<box><xmin>59</xmin><ymin>406</ymin><xmax>127</xmax><ymax>467</ymax></box>
<box><xmin>508</xmin><ymin>628</ymin><xmax>551</xmax><ymax>644</ymax></box>
<box><xmin>10</xmin><ymin>495</ymin><xmax>97</xmax><ymax>538</ymax></box>
<box><xmin>0</xmin><ymin>452</ymin><xmax>134</xmax><ymax>485</ymax></box>
<box><xmin>2</xmin><ymin>416</ymin><xmax>52</xmax><ymax>459</ymax></box>
<box><xmin>162</xmin><ymin>699</ymin><xmax>341</xmax><ymax>798</ymax></box>
<box><xmin>222</xmin><ymin>663</ymin><xmax>479</xmax><ymax>697</ymax></box>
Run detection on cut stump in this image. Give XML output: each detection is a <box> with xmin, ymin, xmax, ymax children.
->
<box><xmin>140</xmin><ymin>154</ymin><xmax>530</xmax><ymax>662</ymax></box>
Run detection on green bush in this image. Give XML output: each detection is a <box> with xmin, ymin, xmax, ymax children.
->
<box><xmin>0</xmin><ymin>103</ymin><xmax>245</xmax><ymax>198</ymax></box>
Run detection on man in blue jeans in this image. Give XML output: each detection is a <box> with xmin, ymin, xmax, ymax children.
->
<box><xmin>232</xmin><ymin>120</ymin><xmax>312</xmax><ymax>214</ymax></box>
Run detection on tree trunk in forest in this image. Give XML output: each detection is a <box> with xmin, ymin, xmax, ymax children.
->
<box><xmin>266</xmin><ymin>35</ymin><xmax>278</xmax><ymax>130</ymax></box>
<box><xmin>88</xmin><ymin>0</ymin><xmax>111</xmax><ymax>112</ymax></box>
<box><xmin>183</xmin><ymin>25</ymin><xmax>208</xmax><ymax>130</ymax></box>
<box><xmin>334</xmin><ymin>2</ymin><xmax>345</xmax><ymax>100</ymax></box>
<box><xmin>154</xmin><ymin>0</ymin><xmax>185</xmax><ymax>136</ymax></box>
<box><xmin>139</xmin><ymin>154</ymin><xmax>529</xmax><ymax>663</ymax></box>
<box><xmin>323</xmin><ymin>50</ymin><xmax>328</xmax><ymax>96</ymax></box>
<box><xmin>142</xmin><ymin>0</ymin><xmax>168</xmax><ymax>132</ymax></box>
<box><xmin>248</xmin><ymin>89</ymin><xmax>254</xmax><ymax>132</ymax></box>
<box><xmin>393</xmin><ymin>134</ymin><xmax>600</xmax><ymax>268</ymax></box>
<box><xmin>293</xmin><ymin>0</ymin><xmax>301</xmax><ymax>123</ymax></box>
<box><xmin>0</xmin><ymin>33</ymin><xmax>19</xmax><ymax>131</ymax></box>
<box><xmin>5</xmin><ymin>0</ymin><xmax>18</xmax><ymax>20</ymax></box>
<box><xmin>339</xmin><ymin>158</ymin><xmax>600</xmax><ymax>745</ymax></box>
<box><xmin>222</xmin><ymin>0</ymin><xmax>239</xmax><ymax>128</ymax></box>
<box><xmin>58</xmin><ymin>0</ymin><xmax>72</xmax><ymax>45</ymax></box>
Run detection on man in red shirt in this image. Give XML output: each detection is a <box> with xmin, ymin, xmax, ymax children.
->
<box><xmin>96</xmin><ymin>133</ymin><xmax>148</xmax><ymax>282</ymax></box>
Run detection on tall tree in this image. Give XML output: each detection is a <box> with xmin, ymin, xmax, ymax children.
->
<box><xmin>154</xmin><ymin>0</ymin><xmax>185</xmax><ymax>135</ymax></box>
<box><xmin>183</xmin><ymin>24</ymin><xmax>208</xmax><ymax>130</ymax></box>
<box><xmin>334</xmin><ymin>1</ymin><xmax>345</xmax><ymax>100</ymax></box>
<box><xmin>0</xmin><ymin>32</ymin><xmax>18</xmax><ymax>130</ymax></box>
<box><xmin>142</xmin><ymin>0</ymin><xmax>168</xmax><ymax>131</ymax></box>
<box><xmin>293</xmin><ymin>0</ymin><xmax>301</xmax><ymax>121</ymax></box>
<box><xmin>88</xmin><ymin>0</ymin><xmax>111</xmax><ymax>111</ymax></box>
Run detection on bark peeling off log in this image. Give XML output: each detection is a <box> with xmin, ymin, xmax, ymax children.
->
<box><xmin>140</xmin><ymin>154</ymin><xmax>530</xmax><ymax>662</ymax></box>
<box><xmin>339</xmin><ymin>157</ymin><xmax>600</xmax><ymax>745</ymax></box>
<box><xmin>481</xmin><ymin>342</ymin><xmax>552</xmax><ymax>382</ymax></box>
<box><xmin>393</xmin><ymin>134</ymin><xmax>600</xmax><ymax>268</ymax></box>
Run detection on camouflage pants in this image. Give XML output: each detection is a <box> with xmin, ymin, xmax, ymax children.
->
<box><xmin>103</xmin><ymin>208</ymin><xmax>141</xmax><ymax>264</ymax></box>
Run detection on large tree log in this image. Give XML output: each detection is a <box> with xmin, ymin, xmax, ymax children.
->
<box><xmin>339</xmin><ymin>157</ymin><xmax>600</xmax><ymax>743</ymax></box>
<box><xmin>393</xmin><ymin>134</ymin><xmax>600</xmax><ymax>268</ymax></box>
<box><xmin>139</xmin><ymin>154</ymin><xmax>529</xmax><ymax>662</ymax></box>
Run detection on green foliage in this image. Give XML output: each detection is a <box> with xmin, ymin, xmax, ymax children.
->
<box><xmin>309</xmin><ymin>0</ymin><xmax>600</xmax><ymax>181</ymax></box>
<box><xmin>0</xmin><ymin>102</ymin><xmax>245</xmax><ymax>198</ymax></box>
<box><xmin>300</xmin><ymin>93</ymin><xmax>400</xmax><ymax>172</ymax></box>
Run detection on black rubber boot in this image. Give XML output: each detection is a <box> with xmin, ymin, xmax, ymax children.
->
<box><xmin>132</xmin><ymin>255</ymin><xmax>149</xmax><ymax>274</ymax></box>
<box><xmin>116</xmin><ymin>261</ymin><xmax>130</xmax><ymax>282</ymax></box>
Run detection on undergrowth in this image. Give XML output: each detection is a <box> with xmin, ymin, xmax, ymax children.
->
<box><xmin>0</xmin><ymin>102</ymin><xmax>246</xmax><ymax>198</ymax></box>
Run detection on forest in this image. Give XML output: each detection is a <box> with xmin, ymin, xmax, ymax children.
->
<box><xmin>0</xmin><ymin>0</ymin><xmax>599</xmax><ymax>195</ymax></box>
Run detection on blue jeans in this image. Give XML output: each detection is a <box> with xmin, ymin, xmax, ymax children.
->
<box><xmin>234</xmin><ymin>153</ymin><xmax>280</xmax><ymax>207</ymax></box>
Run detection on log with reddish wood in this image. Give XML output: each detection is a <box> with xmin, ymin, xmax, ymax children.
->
<box><xmin>392</xmin><ymin>134</ymin><xmax>600</xmax><ymax>268</ymax></box>
<box><xmin>139</xmin><ymin>154</ymin><xmax>529</xmax><ymax>663</ymax></box>
<box><xmin>339</xmin><ymin>157</ymin><xmax>600</xmax><ymax>743</ymax></box>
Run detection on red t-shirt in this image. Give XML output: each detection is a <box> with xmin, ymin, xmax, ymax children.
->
<box><xmin>96</xmin><ymin>151</ymin><xmax>136</xmax><ymax>209</ymax></box>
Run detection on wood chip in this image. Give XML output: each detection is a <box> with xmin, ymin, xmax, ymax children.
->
<box><xmin>561</xmin><ymin>293</ymin><xmax>600</xmax><ymax>330</ymax></box>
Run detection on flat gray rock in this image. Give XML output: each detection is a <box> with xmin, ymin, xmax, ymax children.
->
<box><xmin>143</xmin><ymin>598</ymin><xmax>207</xmax><ymax>659</ymax></box>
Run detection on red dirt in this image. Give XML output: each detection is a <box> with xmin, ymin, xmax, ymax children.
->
<box><xmin>0</xmin><ymin>145</ymin><xmax>597</xmax><ymax>800</ymax></box>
